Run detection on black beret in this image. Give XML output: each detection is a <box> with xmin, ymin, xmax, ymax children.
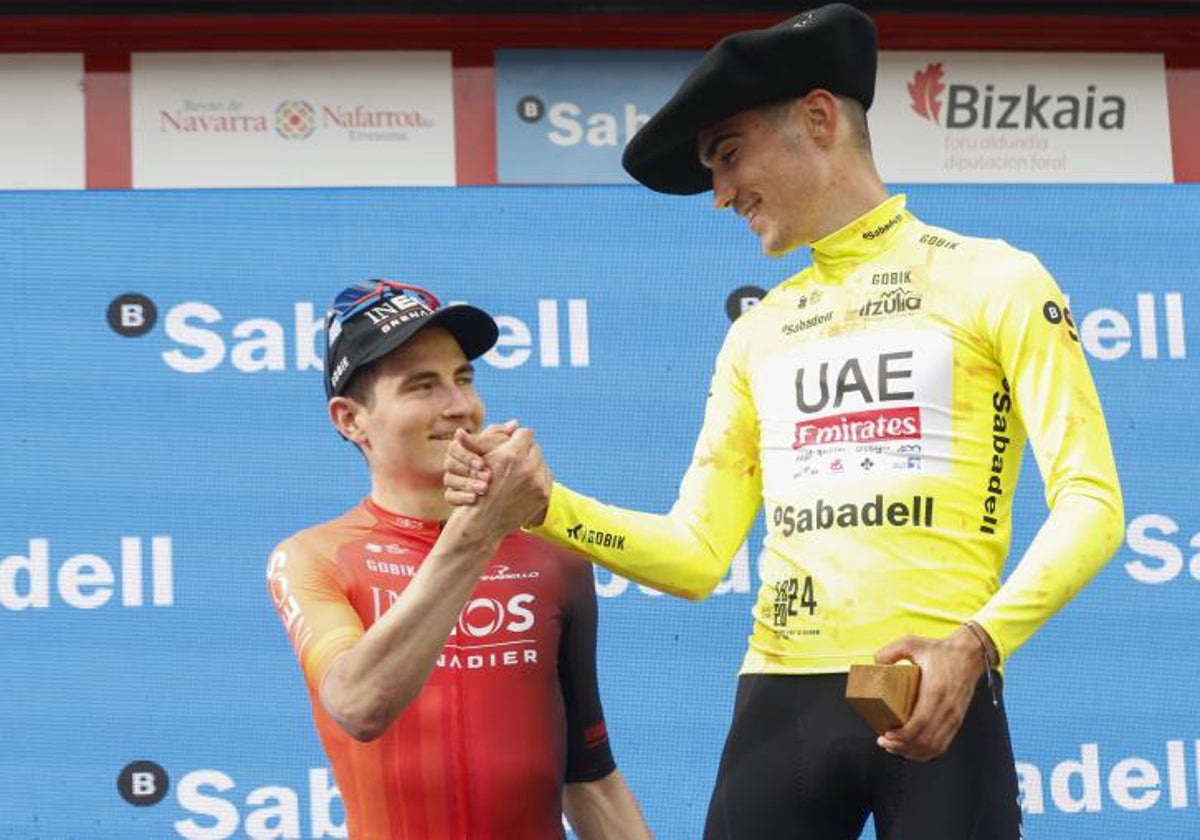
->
<box><xmin>621</xmin><ymin>3</ymin><xmax>878</xmax><ymax>195</ymax></box>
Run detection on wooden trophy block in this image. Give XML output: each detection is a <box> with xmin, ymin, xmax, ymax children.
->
<box><xmin>845</xmin><ymin>662</ymin><xmax>921</xmax><ymax>735</ymax></box>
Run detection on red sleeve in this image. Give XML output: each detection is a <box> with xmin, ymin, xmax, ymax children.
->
<box><xmin>266</xmin><ymin>532</ymin><xmax>364</xmax><ymax>693</ymax></box>
<box><xmin>556</xmin><ymin>551</ymin><xmax>618</xmax><ymax>783</ymax></box>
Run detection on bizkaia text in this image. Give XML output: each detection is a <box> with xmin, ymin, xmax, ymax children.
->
<box><xmin>944</xmin><ymin>84</ymin><xmax>1125</xmax><ymax>131</ymax></box>
<box><xmin>158</xmin><ymin>298</ymin><xmax>590</xmax><ymax>374</ymax></box>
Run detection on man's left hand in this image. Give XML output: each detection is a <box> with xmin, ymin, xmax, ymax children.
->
<box><xmin>872</xmin><ymin>625</ymin><xmax>989</xmax><ymax>761</ymax></box>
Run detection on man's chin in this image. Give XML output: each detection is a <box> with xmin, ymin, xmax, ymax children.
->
<box><xmin>763</xmin><ymin>236</ymin><xmax>802</xmax><ymax>258</ymax></box>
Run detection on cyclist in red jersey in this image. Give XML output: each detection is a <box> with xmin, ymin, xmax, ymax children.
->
<box><xmin>266</xmin><ymin>280</ymin><xmax>650</xmax><ymax>840</ymax></box>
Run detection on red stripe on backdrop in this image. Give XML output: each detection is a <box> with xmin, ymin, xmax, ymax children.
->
<box><xmin>4</xmin><ymin>12</ymin><xmax>1200</xmax><ymax>53</ymax></box>
<box><xmin>84</xmin><ymin>53</ymin><xmax>131</xmax><ymax>189</ymax></box>
<box><xmin>1167</xmin><ymin>69</ymin><xmax>1200</xmax><ymax>183</ymax></box>
<box><xmin>453</xmin><ymin>51</ymin><xmax>497</xmax><ymax>186</ymax></box>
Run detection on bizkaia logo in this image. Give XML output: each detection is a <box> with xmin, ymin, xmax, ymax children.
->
<box><xmin>1</xmin><ymin>537</ymin><xmax>174</xmax><ymax>611</ymax></box>
<box><xmin>117</xmin><ymin>761</ymin><xmax>346</xmax><ymax>839</ymax></box>
<box><xmin>107</xmin><ymin>294</ymin><xmax>592</xmax><ymax>374</ymax></box>
<box><xmin>908</xmin><ymin>62</ymin><xmax>1127</xmax><ymax>131</ymax></box>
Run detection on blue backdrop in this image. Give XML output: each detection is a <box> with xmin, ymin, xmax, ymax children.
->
<box><xmin>1</xmin><ymin>185</ymin><xmax>1197</xmax><ymax>839</ymax></box>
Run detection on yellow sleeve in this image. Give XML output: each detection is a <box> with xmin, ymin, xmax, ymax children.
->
<box><xmin>531</xmin><ymin>323</ymin><xmax>763</xmax><ymax>600</ymax></box>
<box><xmin>266</xmin><ymin>537</ymin><xmax>365</xmax><ymax>692</ymax></box>
<box><xmin>971</xmin><ymin>250</ymin><xmax>1125</xmax><ymax>661</ymax></box>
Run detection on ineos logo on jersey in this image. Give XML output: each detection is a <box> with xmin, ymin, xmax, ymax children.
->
<box><xmin>453</xmin><ymin>595</ymin><xmax>535</xmax><ymax>637</ymax></box>
<box><xmin>107</xmin><ymin>294</ymin><xmax>592</xmax><ymax>374</ymax></box>
<box><xmin>371</xmin><ymin>587</ymin><xmax>536</xmax><ymax>636</ymax></box>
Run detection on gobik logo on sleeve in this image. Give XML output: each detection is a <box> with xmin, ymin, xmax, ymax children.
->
<box><xmin>118</xmin><ymin>760</ymin><xmax>169</xmax><ymax>807</ymax></box>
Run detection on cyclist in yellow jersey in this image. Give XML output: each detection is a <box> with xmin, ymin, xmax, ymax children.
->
<box><xmin>446</xmin><ymin>5</ymin><xmax>1123</xmax><ymax>838</ymax></box>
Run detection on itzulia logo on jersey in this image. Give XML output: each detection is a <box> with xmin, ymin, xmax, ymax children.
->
<box><xmin>107</xmin><ymin>293</ymin><xmax>592</xmax><ymax>374</ymax></box>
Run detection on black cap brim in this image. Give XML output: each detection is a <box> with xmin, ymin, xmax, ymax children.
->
<box><xmin>328</xmin><ymin>304</ymin><xmax>499</xmax><ymax>398</ymax></box>
<box><xmin>621</xmin><ymin>3</ymin><xmax>877</xmax><ymax>195</ymax></box>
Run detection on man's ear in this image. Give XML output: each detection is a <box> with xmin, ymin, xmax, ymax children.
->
<box><xmin>329</xmin><ymin>396</ymin><xmax>367</xmax><ymax>444</ymax></box>
<box><xmin>799</xmin><ymin>88</ymin><xmax>839</xmax><ymax>147</ymax></box>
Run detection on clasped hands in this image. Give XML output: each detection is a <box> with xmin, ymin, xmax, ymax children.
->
<box><xmin>444</xmin><ymin>420</ymin><xmax>550</xmax><ymax>531</ymax></box>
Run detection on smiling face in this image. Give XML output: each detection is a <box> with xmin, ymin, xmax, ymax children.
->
<box><xmin>335</xmin><ymin>327</ymin><xmax>484</xmax><ymax>492</ymax></box>
<box><xmin>698</xmin><ymin>95</ymin><xmax>838</xmax><ymax>256</ymax></box>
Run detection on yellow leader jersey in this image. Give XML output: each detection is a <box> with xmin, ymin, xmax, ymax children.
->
<box><xmin>533</xmin><ymin>194</ymin><xmax>1124</xmax><ymax>674</ymax></box>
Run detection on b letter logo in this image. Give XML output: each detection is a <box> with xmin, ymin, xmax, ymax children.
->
<box><xmin>107</xmin><ymin>293</ymin><xmax>158</xmax><ymax>338</ymax></box>
<box><xmin>117</xmin><ymin>760</ymin><xmax>170</xmax><ymax>807</ymax></box>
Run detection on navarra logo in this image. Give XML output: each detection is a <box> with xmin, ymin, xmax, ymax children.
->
<box><xmin>908</xmin><ymin>62</ymin><xmax>1126</xmax><ymax>130</ymax></box>
<box><xmin>275</xmin><ymin>100</ymin><xmax>316</xmax><ymax>140</ymax></box>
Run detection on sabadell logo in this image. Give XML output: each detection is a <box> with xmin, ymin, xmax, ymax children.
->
<box><xmin>907</xmin><ymin>62</ymin><xmax>1127</xmax><ymax>131</ymax></box>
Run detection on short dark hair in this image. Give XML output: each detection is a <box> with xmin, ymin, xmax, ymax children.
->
<box><xmin>340</xmin><ymin>359</ymin><xmax>381</xmax><ymax>408</ymax></box>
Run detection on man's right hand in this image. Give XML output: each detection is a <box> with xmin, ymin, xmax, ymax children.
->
<box><xmin>449</xmin><ymin>425</ymin><xmax>550</xmax><ymax>532</ymax></box>
<box><xmin>444</xmin><ymin>421</ymin><xmax>513</xmax><ymax>506</ymax></box>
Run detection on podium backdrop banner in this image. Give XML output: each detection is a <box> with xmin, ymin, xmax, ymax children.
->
<box><xmin>1</xmin><ymin>185</ymin><xmax>1196</xmax><ymax>839</ymax></box>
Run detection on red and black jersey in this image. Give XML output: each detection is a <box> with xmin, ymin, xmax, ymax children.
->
<box><xmin>267</xmin><ymin>498</ymin><xmax>615</xmax><ymax>839</ymax></box>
